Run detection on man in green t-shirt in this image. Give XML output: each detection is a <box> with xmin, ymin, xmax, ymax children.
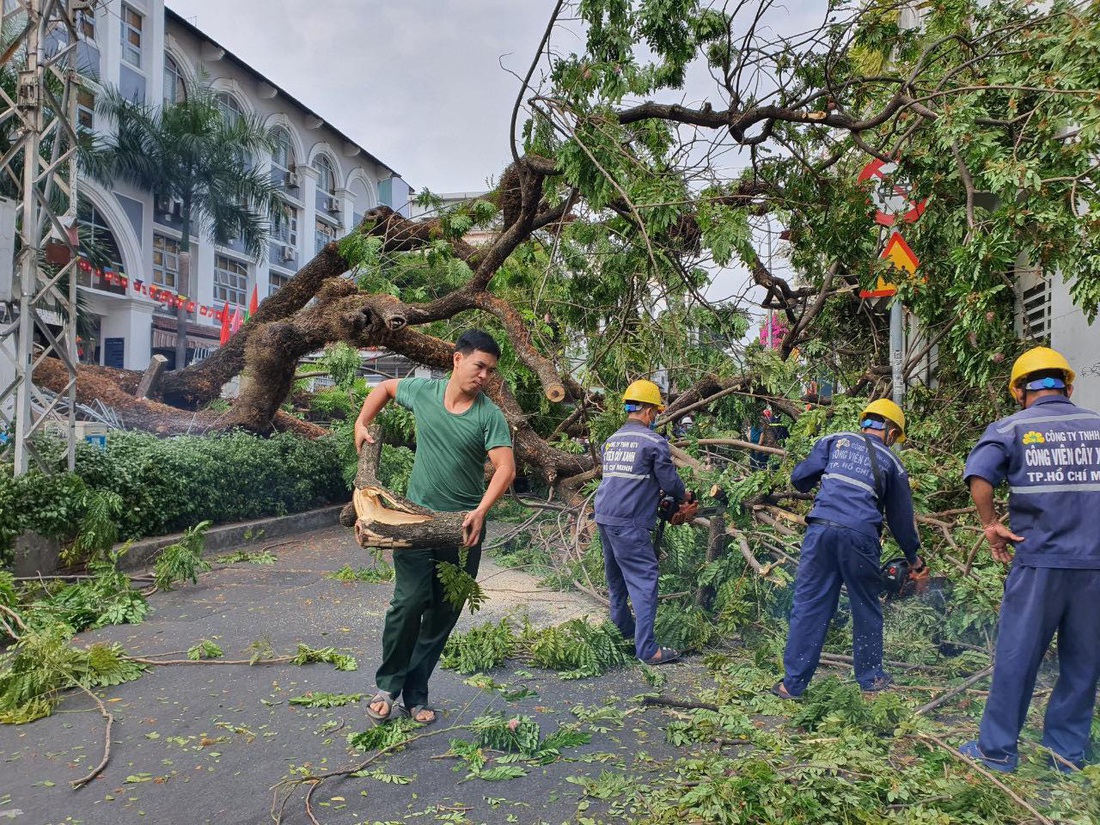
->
<box><xmin>353</xmin><ymin>329</ymin><xmax>515</xmax><ymax>725</ymax></box>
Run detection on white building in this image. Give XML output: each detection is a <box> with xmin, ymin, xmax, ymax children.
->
<box><xmin>1017</xmin><ymin>264</ymin><xmax>1099</xmax><ymax>410</ymax></box>
<box><xmin>70</xmin><ymin>1</ymin><xmax>410</xmax><ymax>370</ymax></box>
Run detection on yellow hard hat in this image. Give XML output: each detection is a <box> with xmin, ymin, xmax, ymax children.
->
<box><xmin>1009</xmin><ymin>346</ymin><xmax>1075</xmax><ymax>392</ymax></box>
<box><xmin>860</xmin><ymin>398</ymin><xmax>906</xmax><ymax>443</ymax></box>
<box><xmin>623</xmin><ymin>379</ymin><xmax>665</xmax><ymax>412</ymax></box>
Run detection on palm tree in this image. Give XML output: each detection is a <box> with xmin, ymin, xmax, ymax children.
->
<box><xmin>83</xmin><ymin>81</ymin><xmax>280</xmax><ymax>369</ymax></box>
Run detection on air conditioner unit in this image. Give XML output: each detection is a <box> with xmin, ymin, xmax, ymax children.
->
<box><xmin>156</xmin><ymin>196</ymin><xmax>183</xmax><ymax>221</ymax></box>
<box><xmin>284</xmin><ymin>171</ymin><xmax>300</xmax><ymax>188</ymax></box>
<box><xmin>327</xmin><ymin>197</ymin><xmax>342</xmax><ymax>214</ymax></box>
<box><xmin>280</xmin><ymin>245</ymin><xmax>295</xmax><ymax>262</ymax></box>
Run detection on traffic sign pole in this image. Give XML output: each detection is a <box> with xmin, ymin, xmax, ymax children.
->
<box><xmin>890</xmin><ymin>301</ymin><xmax>904</xmax><ymax>406</ymax></box>
<box><xmin>858</xmin><ymin>158</ymin><xmax>928</xmax><ymax>409</ymax></box>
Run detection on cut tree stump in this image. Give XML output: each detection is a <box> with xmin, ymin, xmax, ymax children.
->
<box><xmin>347</xmin><ymin>425</ymin><xmax>466</xmax><ymax>549</ymax></box>
<box><xmin>135</xmin><ymin>354</ymin><xmax>168</xmax><ymax>400</ymax></box>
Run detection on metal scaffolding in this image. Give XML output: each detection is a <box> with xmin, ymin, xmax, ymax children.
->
<box><xmin>0</xmin><ymin>0</ymin><xmax>87</xmax><ymax>474</ymax></box>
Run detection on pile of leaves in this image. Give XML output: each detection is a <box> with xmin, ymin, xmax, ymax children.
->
<box><xmin>0</xmin><ymin>524</ymin><xmax>214</xmax><ymax>724</ymax></box>
<box><xmin>0</xmin><ymin>518</ymin><xmax>360</xmax><ymax>731</ymax></box>
<box><xmin>442</xmin><ymin>616</ymin><xmax>636</xmax><ymax>680</ymax></box>
<box><xmin>574</xmin><ymin>657</ymin><xmax>1100</xmax><ymax>825</ymax></box>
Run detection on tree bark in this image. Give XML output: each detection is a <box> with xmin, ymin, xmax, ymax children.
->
<box><xmin>134</xmin><ymin>354</ymin><xmax>168</xmax><ymax>399</ymax></box>
<box><xmin>695</xmin><ymin>512</ymin><xmax>728</xmax><ymax>609</ymax></box>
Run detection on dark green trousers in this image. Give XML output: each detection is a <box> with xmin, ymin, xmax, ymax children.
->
<box><xmin>374</xmin><ymin>540</ymin><xmax>481</xmax><ymax>708</ymax></box>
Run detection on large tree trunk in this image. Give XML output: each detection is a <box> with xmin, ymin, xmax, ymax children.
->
<box><xmin>156</xmin><ymin>205</ymin><xmax>485</xmax><ymax>410</ymax></box>
<box><xmin>345</xmin><ymin>425</ymin><xmax>467</xmax><ymax>549</ymax></box>
<box><xmin>33</xmin><ymin>358</ymin><xmax>326</xmax><ymax>438</ymax></box>
<box><xmin>212</xmin><ymin>285</ymin><xmax>593</xmax><ymax>489</ymax></box>
<box><xmin>157</xmin><ymin>242</ymin><xmax>350</xmax><ymax>408</ymax></box>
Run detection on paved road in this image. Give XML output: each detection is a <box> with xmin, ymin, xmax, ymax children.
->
<box><xmin>1</xmin><ymin>524</ymin><xmax>702</xmax><ymax>825</ymax></box>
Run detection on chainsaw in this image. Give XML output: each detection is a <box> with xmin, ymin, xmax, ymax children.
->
<box><xmin>880</xmin><ymin>556</ymin><xmax>931</xmax><ymax>600</ymax></box>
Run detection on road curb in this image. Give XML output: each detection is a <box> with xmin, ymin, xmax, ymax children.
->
<box><xmin>116</xmin><ymin>504</ymin><xmax>346</xmax><ymax>572</ymax></box>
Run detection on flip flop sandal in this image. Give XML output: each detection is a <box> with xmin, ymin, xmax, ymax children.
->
<box><xmin>402</xmin><ymin>704</ymin><xmax>439</xmax><ymax>726</ymax></box>
<box><xmin>642</xmin><ymin>646</ymin><xmax>681</xmax><ymax>666</ymax></box>
<box><xmin>770</xmin><ymin>681</ymin><xmax>798</xmax><ymax>701</ymax></box>
<box><xmin>365</xmin><ymin>689</ymin><xmax>396</xmax><ymax>722</ymax></box>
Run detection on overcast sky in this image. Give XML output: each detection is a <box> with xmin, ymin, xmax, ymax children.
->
<box><xmin>164</xmin><ymin>0</ymin><xmax>555</xmax><ymax>194</ymax></box>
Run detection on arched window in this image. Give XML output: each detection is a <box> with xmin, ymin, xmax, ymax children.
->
<box><xmin>348</xmin><ymin>177</ymin><xmax>373</xmax><ymax>226</ymax></box>
<box><xmin>313</xmin><ymin>155</ymin><xmax>336</xmax><ymax>196</ymax></box>
<box><xmin>163</xmin><ymin>54</ymin><xmax>186</xmax><ymax>105</ymax></box>
<box><xmin>216</xmin><ymin>92</ymin><xmax>243</xmax><ymax>128</ymax></box>
<box><xmin>77</xmin><ymin>198</ymin><xmax>125</xmax><ymax>296</ymax></box>
<box><xmin>271</xmin><ymin>127</ymin><xmax>297</xmax><ymax>189</ymax></box>
<box><xmin>313</xmin><ymin>154</ymin><xmax>341</xmax><ymax>229</ymax></box>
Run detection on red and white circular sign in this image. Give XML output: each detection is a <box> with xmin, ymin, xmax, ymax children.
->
<box><xmin>857</xmin><ymin>158</ymin><xmax>927</xmax><ymax>226</ymax></box>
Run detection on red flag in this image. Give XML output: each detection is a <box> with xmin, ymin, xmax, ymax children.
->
<box><xmin>219</xmin><ymin>301</ymin><xmax>231</xmax><ymax>345</ymax></box>
<box><xmin>247</xmin><ymin>285</ymin><xmax>259</xmax><ymax>321</ymax></box>
<box><xmin>229</xmin><ymin>306</ymin><xmax>243</xmax><ymax>335</ymax></box>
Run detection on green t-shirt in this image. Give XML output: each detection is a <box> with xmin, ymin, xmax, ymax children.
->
<box><xmin>395</xmin><ymin>377</ymin><xmax>512</xmax><ymax>512</ymax></box>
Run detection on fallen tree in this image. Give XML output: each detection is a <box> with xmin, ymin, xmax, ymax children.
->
<box><xmin>52</xmin><ymin>0</ymin><xmax>1100</xmax><ymax>503</ymax></box>
<box><xmin>32</xmin><ymin>357</ymin><xmax>325</xmax><ymax>438</ymax></box>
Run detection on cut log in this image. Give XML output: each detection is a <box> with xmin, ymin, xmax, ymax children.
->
<box><xmin>350</xmin><ymin>425</ymin><xmax>467</xmax><ymax>549</ymax></box>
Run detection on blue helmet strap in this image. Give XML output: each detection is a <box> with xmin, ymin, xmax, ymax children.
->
<box><xmin>625</xmin><ymin>402</ymin><xmax>659</xmax><ymax>429</ymax></box>
<box><xmin>1023</xmin><ymin>376</ymin><xmax>1065</xmax><ymax>391</ymax></box>
<box><xmin>861</xmin><ymin>418</ymin><xmax>887</xmax><ymax>431</ymax></box>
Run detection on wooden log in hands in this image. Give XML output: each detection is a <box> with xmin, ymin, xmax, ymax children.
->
<box><xmin>341</xmin><ymin>425</ymin><xmax>467</xmax><ymax>549</ymax></box>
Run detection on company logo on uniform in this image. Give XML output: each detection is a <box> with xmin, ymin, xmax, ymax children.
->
<box><xmin>1022</xmin><ymin>431</ymin><xmax>1045</xmax><ymax>445</ymax></box>
<box><xmin>835</xmin><ymin>438</ymin><xmax>851</xmax><ymax>448</ymax></box>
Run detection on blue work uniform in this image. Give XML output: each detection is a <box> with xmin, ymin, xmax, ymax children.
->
<box><xmin>963</xmin><ymin>395</ymin><xmax>1100</xmax><ymax>770</ymax></box>
<box><xmin>780</xmin><ymin>431</ymin><xmax>920</xmax><ymax>695</ymax></box>
<box><xmin>594</xmin><ymin>421</ymin><xmax>686</xmax><ymax>660</ymax></box>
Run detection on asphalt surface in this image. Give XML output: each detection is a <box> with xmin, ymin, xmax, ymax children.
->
<box><xmin>1</xmin><ymin>523</ymin><xmax>709</xmax><ymax>825</ymax></box>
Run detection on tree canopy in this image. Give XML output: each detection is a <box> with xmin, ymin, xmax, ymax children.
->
<box><xmin>43</xmin><ymin>0</ymin><xmax>1100</xmax><ymax>493</ymax></box>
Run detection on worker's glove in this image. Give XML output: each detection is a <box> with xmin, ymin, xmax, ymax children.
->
<box><xmin>908</xmin><ymin>556</ymin><xmax>931</xmax><ymax>593</ymax></box>
<box><xmin>670</xmin><ymin>491</ymin><xmax>699</xmax><ymax>525</ymax></box>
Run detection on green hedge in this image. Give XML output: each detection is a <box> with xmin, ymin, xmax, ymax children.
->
<box><xmin>0</xmin><ymin>465</ymin><xmax>87</xmax><ymax>561</ymax></box>
<box><xmin>1</xmin><ymin>430</ymin><xmax>348</xmax><ymax>566</ymax></box>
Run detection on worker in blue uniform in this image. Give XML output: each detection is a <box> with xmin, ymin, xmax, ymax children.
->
<box><xmin>774</xmin><ymin>399</ymin><xmax>923</xmax><ymax>699</ymax></box>
<box><xmin>594</xmin><ymin>379</ymin><xmax>692</xmax><ymax>665</ymax></box>
<box><xmin>960</xmin><ymin>346</ymin><xmax>1100</xmax><ymax>773</ymax></box>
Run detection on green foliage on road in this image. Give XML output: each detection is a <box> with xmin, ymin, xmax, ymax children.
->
<box><xmin>443</xmin><ymin>616</ymin><xmax>637</xmax><ymax>680</ymax></box>
<box><xmin>565</xmin><ymin>656</ymin><xmax>1100</xmax><ymax>825</ymax></box>
<box><xmin>153</xmin><ymin>521</ymin><xmax>213</xmax><ymax>591</ymax></box>
<box><xmin>325</xmin><ymin>562</ymin><xmax>394</xmax><ymax>583</ymax></box>
<box><xmin>0</xmin><ymin>628</ymin><xmax>145</xmax><ymax>724</ymax></box>
<box><xmin>0</xmin><ymin>525</ymin><xmax>214</xmax><ymax>723</ymax></box>
<box><xmin>288</xmin><ymin>691</ymin><xmax>364</xmax><ymax>708</ymax></box>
